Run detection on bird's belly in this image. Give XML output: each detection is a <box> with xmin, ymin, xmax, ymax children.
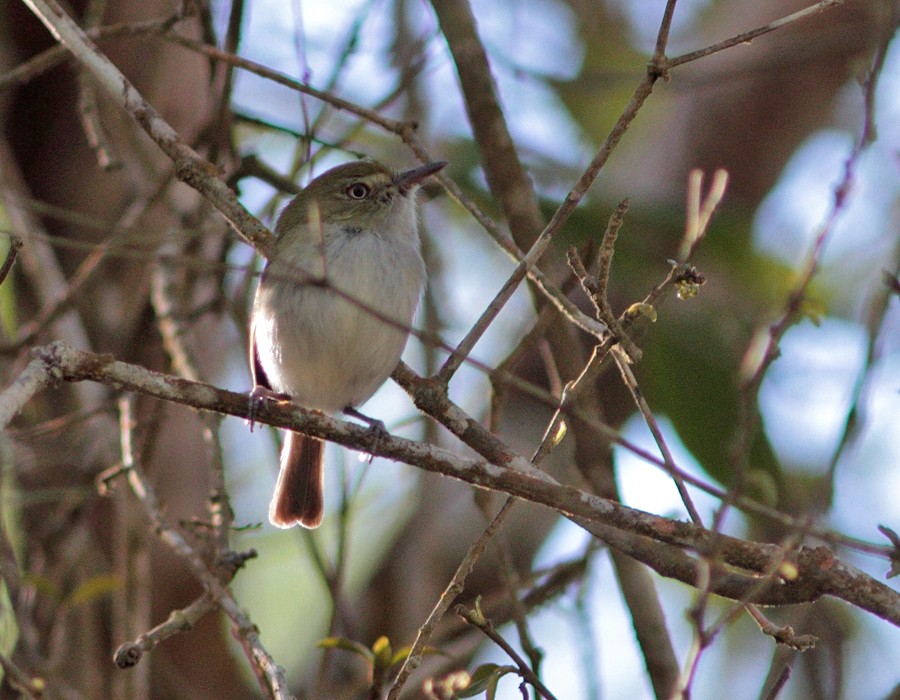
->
<box><xmin>254</xmin><ymin>236</ymin><xmax>423</xmax><ymax>412</ymax></box>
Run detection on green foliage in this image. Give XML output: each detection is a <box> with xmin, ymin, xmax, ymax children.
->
<box><xmin>457</xmin><ymin>663</ymin><xmax>511</xmax><ymax>699</ymax></box>
<box><xmin>21</xmin><ymin>573</ymin><xmax>122</xmax><ymax>607</ymax></box>
<box><xmin>0</xmin><ymin>215</ymin><xmax>18</xmax><ymax>338</ymax></box>
<box><xmin>318</xmin><ymin>633</ymin><xmax>441</xmax><ymax>690</ymax></box>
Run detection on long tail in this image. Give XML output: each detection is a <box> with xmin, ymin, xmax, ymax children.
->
<box><xmin>269</xmin><ymin>432</ymin><xmax>325</xmax><ymax>528</ymax></box>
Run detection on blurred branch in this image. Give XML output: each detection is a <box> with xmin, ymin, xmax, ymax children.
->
<box><xmin>0</xmin><ymin>236</ymin><xmax>22</xmax><ymax>288</ymax></box>
<box><xmin>75</xmin><ymin>0</ymin><xmax>120</xmax><ymax>171</ymax></box>
<box><xmin>106</xmin><ymin>395</ymin><xmax>285</xmax><ymax>698</ymax></box>
<box><xmin>455</xmin><ymin>600</ymin><xmax>559</xmax><ymax>700</ymax></box>
<box><xmin>0</xmin><ymin>11</ymin><xmax>185</xmax><ymax>92</ymax></box>
<box><xmin>20</xmin><ymin>0</ymin><xmax>273</xmax><ymax>255</ymax></box>
<box><xmin>668</xmin><ymin>0</ymin><xmax>847</xmax><ymax>69</ymax></box>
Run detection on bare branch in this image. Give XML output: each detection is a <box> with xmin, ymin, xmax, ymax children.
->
<box><xmin>669</xmin><ymin>0</ymin><xmax>847</xmax><ymax>68</ymax></box>
<box><xmin>20</xmin><ymin>0</ymin><xmax>273</xmax><ymax>255</ymax></box>
<box><xmin>9</xmin><ymin>342</ymin><xmax>898</xmax><ymax>624</ymax></box>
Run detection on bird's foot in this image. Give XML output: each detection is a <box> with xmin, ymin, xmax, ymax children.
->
<box><xmin>247</xmin><ymin>385</ymin><xmax>291</xmax><ymax>432</ymax></box>
<box><xmin>343</xmin><ymin>406</ymin><xmax>390</xmax><ymax>461</ymax></box>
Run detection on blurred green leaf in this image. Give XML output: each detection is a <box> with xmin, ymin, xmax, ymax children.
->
<box><xmin>458</xmin><ymin>663</ymin><xmax>508</xmax><ymax>698</ymax></box>
<box><xmin>317</xmin><ymin>636</ymin><xmax>374</xmax><ymax>662</ymax></box>
<box><xmin>63</xmin><ymin>575</ymin><xmax>121</xmax><ymax>607</ymax></box>
<box><xmin>371</xmin><ymin>635</ymin><xmax>393</xmax><ymax>674</ymax></box>
<box><xmin>21</xmin><ymin>574</ymin><xmax>61</xmax><ymax>602</ymax></box>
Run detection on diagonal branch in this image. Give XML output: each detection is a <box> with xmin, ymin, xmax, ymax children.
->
<box><xmin>4</xmin><ymin>342</ymin><xmax>899</xmax><ymax>625</ymax></box>
<box><xmin>20</xmin><ymin>0</ymin><xmax>272</xmax><ymax>255</ymax></box>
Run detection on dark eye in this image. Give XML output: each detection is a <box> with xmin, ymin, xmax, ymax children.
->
<box><xmin>345</xmin><ymin>182</ymin><xmax>370</xmax><ymax>199</ymax></box>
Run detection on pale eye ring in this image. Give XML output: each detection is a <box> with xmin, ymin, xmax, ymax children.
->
<box><xmin>345</xmin><ymin>182</ymin><xmax>370</xmax><ymax>199</ymax></box>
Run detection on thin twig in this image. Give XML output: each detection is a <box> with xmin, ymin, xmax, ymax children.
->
<box><xmin>386</xmin><ymin>498</ymin><xmax>517</xmax><ymax>699</ymax></box>
<box><xmin>456</xmin><ymin>602</ymin><xmax>559</xmax><ymax>700</ymax></box>
<box><xmin>113</xmin><ymin>594</ymin><xmax>218</xmax><ymax>668</ymax></box>
<box><xmin>611</xmin><ymin>346</ymin><xmax>703</xmax><ymax>526</ymax></box>
<box><xmin>668</xmin><ymin>0</ymin><xmax>846</xmax><ymax>68</ymax></box>
<box><xmin>0</xmin><ymin>236</ymin><xmax>22</xmax><ymax>287</ymax></box>
<box><xmin>75</xmin><ymin>0</ymin><xmax>120</xmax><ymax>170</ymax></box>
<box><xmin>21</xmin><ymin>0</ymin><xmax>272</xmax><ymax>254</ymax></box>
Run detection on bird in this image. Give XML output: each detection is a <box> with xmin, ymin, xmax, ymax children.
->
<box><xmin>250</xmin><ymin>159</ymin><xmax>446</xmax><ymax>528</ymax></box>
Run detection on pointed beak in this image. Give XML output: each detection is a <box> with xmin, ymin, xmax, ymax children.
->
<box><xmin>395</xmin><ymin>161</ymin><xmax>448</xmax><ymax>193</ymax></box>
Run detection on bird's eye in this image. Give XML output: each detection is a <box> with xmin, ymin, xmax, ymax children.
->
<box><xmin>345</xmin><ymin>182</ymin><xmax>370</xmax><ymax>199</ymax></box>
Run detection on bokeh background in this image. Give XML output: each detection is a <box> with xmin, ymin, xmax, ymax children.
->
<box><xmin>1</xmin><ymin>0</ymin><xmax>898</xmax><ymax>698</ymax></box>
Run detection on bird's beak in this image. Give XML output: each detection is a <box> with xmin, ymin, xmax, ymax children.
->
<box><xmin>395</xmin><ymin>161</ymin><xmax>448</xmax><ymax>192</ymax></box>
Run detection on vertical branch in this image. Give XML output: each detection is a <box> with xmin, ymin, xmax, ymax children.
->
<box><xmin>429</xmin><ymin>0</ymin><xmax>544</xmax><ymax>247</ymax></box>
<box><xmin>111</xmin><ymin>396</ymin><xmax>150</xmax><ymax>700</ymax></box>
<box><xmin>150</xmin><ymin>244</ymin><xmax>234</xmax><ymax>550</ymax></box>
<box><xmin>75</xmin><ymin>0</ymin><xmax>120</xmax><ymax>170</ymax></box>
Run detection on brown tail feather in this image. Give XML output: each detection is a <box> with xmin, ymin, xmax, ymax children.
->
<box><xmin>269</xmin><ymin>432</ymin><xmax>324</xmax><ymax>528</ymax></box>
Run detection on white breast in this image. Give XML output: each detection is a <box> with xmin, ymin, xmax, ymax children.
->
<box><xmin>252</xmin><ymin>211</ymin><xmax>425</xmax><ymax>413</ymax></box>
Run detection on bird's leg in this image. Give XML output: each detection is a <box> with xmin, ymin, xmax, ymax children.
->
<box><xmin>247</xmin><ymin>385</ymin><xmax>292</xmax><ymax>432</ymax></box>
<box><xmin>343</xmin><ymin>406</ymin><xmax>390</xmax><ymax>460</ymax></box>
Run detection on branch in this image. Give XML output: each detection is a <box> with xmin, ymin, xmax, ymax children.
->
<box><xmin>109</xmin><ymin>395</ymin><xmax>288</xmax><ymax>698</ymax></box>
<box><xmin>668</xmin><ymin>0</ymin><xmax>847</xmax><ymax>68</ymax></box>
<box><xmin>456</xmin><ymin>600</ymin><xmax>559</xmax><ymax>700</ymax></box>
<box><xmin>4</xmin><ymin>342</ymin><xmax>899</xmax><ymax>625</ymax></box>
<box><xmin>114</xmin><ymin>595</ymin><xmax>217</xmax><ymax>669</ymax></box>
<box><xmin>20</xmin><ymin>0</ymin><xmax>272</xmax><ymax>255</ymax></box>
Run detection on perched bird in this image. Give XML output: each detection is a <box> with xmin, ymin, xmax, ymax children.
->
<box><xmin>250</xmin><ymin>159</ymin><xmax>446</xmax><ymax>528</ymax></box>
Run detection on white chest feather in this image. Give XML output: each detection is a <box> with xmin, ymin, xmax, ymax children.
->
<box><xmin>252</xmin><ymin>216</ymin><xmax>425</xmax><ymax>412</ymax></box>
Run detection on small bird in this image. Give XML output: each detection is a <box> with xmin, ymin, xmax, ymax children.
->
<box><xmin>250</xmin><ymin>159</ymin><xmax>446</xmax><ymax>528</ymax></box>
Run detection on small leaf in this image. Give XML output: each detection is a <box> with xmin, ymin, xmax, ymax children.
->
<box><xmin>371</xmin><ymin>635</ymin><xmax>393</xmax><ymax>673</ymax></box>
<box><xmin>470</xmin><ymin>595</ymin><xmax>486</xmax><ymax>626</ymax></box>
<box><xmin>318</xmin><ymin>636</ymin><xmax>374</xmax><ymax>662</ymax></box>
<box><xmin>64</xmin><ymin>575</ymin><xmax>122</xmax><ymax>607</ymax></box>
<box><xmin>625</xmin><ymin>302</ymin><xmax>657</xmax><ymax>322</ymax></box>
<box><xmin>551</xmin><ymin>420</ymin><xmax>567</xmax><ymax>447</ymax></box>
<box><xmin>21</xmin><ymin>574</ymin><xmax>61</xmax><ymax>602</ymax></box>
<box><xmin>486</xmin><ymin>671</ymin><xmax>501</xmax><ymax>700</ymax></box>
<box><xmin>458</xmin><ymin>664</ymin><xmax>500</xmax><ymax>697</ymax></box>
<box><xmin>390</xmin><ymin>644</ymin><xmax>443</xmax><ymax>667</ymax></box>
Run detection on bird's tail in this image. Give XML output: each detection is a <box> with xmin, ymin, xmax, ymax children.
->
<box><xmin>269</xmin><ymin>431</ymin><xmax>325</xmax><ymax>528</ymax></box>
